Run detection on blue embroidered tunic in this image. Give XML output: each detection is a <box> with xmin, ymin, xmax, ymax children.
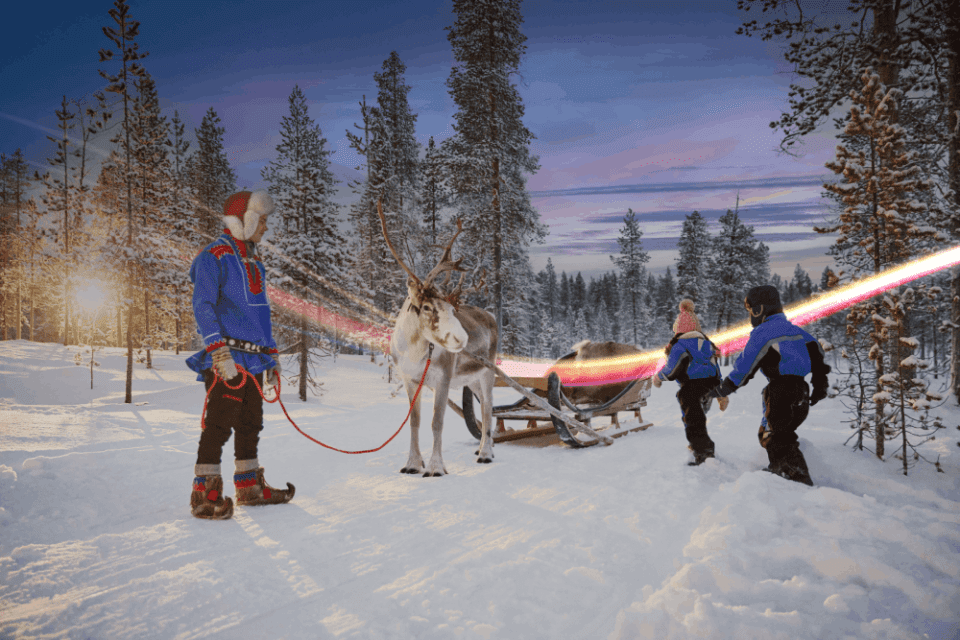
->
<box><xmin>185</xmin><ymin>231</ymin><xmax>278</xmax><ymax>381</ymax></box>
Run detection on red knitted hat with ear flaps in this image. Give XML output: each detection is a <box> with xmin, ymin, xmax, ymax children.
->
<box><xmin>223</xmin><ymin>190</ymin><xmax>274</xmax><ymax>240</ymax></box>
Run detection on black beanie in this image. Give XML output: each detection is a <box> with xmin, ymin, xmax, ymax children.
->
<box><xmin>745</xmin><ymin>285</ymin><xmax>783</xmax><ymax>326</ymax></box>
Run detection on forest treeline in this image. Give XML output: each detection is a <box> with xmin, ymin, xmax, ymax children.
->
<box><xmin>0</xmin><ymin>0</ymin><xmax>957</xmax><ymax>472</ymax></box>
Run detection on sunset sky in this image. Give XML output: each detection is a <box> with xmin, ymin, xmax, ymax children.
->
<box><xmin>1</xmin><ymin>0</ymin><xmax>845</xmax><ymax>281</ymax></box>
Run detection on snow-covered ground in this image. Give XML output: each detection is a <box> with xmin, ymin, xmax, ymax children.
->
<box><xmin>0</xmin><ymin>340</ymin><xmax>958</xmax><ymax>639</ymax></box>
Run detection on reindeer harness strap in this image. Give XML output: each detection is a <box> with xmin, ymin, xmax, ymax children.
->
<box><xmin>200</xmin><ymin>343</ymin><xmax>434</xmax><ymax>454</ymax></box>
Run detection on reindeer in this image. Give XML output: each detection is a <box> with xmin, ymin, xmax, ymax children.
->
<box><xmin>378</xmin><ymin>201</ymin><xmax>498</xmax><ymax>476</ymax></box>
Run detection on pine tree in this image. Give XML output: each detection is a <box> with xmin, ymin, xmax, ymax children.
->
<box><xmin>1</xmin><ymin>150</ymin><xmax>36</xmax><ymax>340</ymax></box>
<box><xmin>878</xmin><ymin>288</ymin><xmax>944</xmax><ymax>474</ymax></box>
<box><xmin>374</xmin><ymin>52</ymin><xmax>420</xmax><ymax>213</ymax></box>
<box><xmin>791</xmin><ymin>264</ymin><xmax>814</xmax><ymax>301</ymax></box>
<box><xmin>187</xmin><ymin>107</ymin><xmax>236</xmax><ymax>240</ymax></box>
<box><xmin>262</xmin><ymin>85</ymin><xmax>347</xmax><ymax>401</ymax></box>
<box><xmin>130</xmin><ymin>71</ymin><xmax>171</xmax><ymax>369</ymax></box>
<box><xmin>420</xmin><ymin>136</ymin><xmax>450</xmax><ymax>257</ymax></box>
<box><xmin>675</xmin><ymin>210</ymin><xmax>711</xmax><ymax>306</ymax></box>
<box><xmin>38</xmin><ymin>96</ymin><xmax>79</xmax><ymax>345</ymax></box>
<box><xmin>707</xmin><ymin>207</ymin><xmax>769</xmax><ymax>335</ymax></box>
<box><xmin>166</xmin><ymin>110</ymin><xmax>193</xmax><ymax>353</ymax></box>
<box><xmin>444</xmin><ymin>0</ymin><xmax>546</xmax><ymax>342</ymax></box>
<box><xmin>611</xmin><ymin>208</ymin><xmax>649</xmax><ymax>345</ymax></box>
<box><xmin>819</xmin><ymin>68</ymin><xmax>935</xmax><ymax>458</ymax></box>
<box><xmin>654</xmin><ymin>267</ymin><xmax>678</xmax><ymax>343</ymax></box>
<box><xmin>98</xmin><ymin>0</ymin><xmax>149</xmax><ymax>404</ymax></box>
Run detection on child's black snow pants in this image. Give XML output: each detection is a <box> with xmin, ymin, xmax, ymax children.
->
<box><xmin>196</xmin><ymin>370</ymin><xmax>265</xmax><ymax>465</ymax></box>
<box><xmin>677</xmin><ymin>377</ymin><xmax>719</xmax><ymax>455</ymax></box>
<box><xmin>760</xmin><ymin>375</ymin><xmax>813</xmax><ymax>485</ymax></box>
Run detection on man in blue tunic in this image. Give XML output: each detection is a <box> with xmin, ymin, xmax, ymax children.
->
<box><xmin>707</xmin><ymin>285</ymin><xmax>830</xmax><ymax>486</ymax></box>
<box><xmin>186</xmin><ymin>190</ymin><xmax>294</xmax><ymax>519</ymax></box>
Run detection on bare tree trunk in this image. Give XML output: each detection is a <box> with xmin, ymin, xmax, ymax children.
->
<box><xmin>29</xmin><ymin>281</ymin><xmax>34</xmax><ymax>342</ymax></box>
<box><xmin>15</xmin><ymin>280</ymin><xmax>21</xmax><ymax>341</ymax></box>
<box><xmin>299</xmin><ymin>313</ymin><xmax>308</xmax><ymax>402</ymax></box>
<box><xmin>874</xmin><ymin>310</ymin><xmax>886</xmax><ymax>460</ymax></box>
<box><xmin>144</xmin><ymin>289</ymin><xmax>152</xmax><ymax>369</ymax></box>
<box><xmin>493</xmin><ymin>156</ymin><xmax>502</xmax><ymax>342</ymax></box>
<box><xmin>952</xmin><ymin>267</ymin><xmax>960</xmax><ymax>404</ymax></box>
<box><xmin>125</xmin><ymin>278</ymin><xmax>134</xmax><ymax>404</ymax></box>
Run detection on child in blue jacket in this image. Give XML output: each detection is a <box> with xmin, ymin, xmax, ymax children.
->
<box><xmin>652</xmin><ymin>300</ymin><xmax>727</xmax><ymax>465</ymax></box>
<box><xmin>707</xmin><ymin>285</ymin><xmax>830</xmax><ymax>486</ymax></box>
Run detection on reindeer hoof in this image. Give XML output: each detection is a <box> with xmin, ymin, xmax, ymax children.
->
<box><xmin>423</xmin><ymin>471</ymin><xmax>444</xmax><ymax>478</ymax></box>
<box><xmin>478</xmin><ymin>457</ymin><xmax>493</xmax><ymax>464</ymax></box>
<box><xmin>400</xmin><ymin>467</ymin><xmax>420</xmax><ymax>474</ymax></box>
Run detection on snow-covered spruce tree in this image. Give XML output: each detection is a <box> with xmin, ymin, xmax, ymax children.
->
<box><xmin>374</xmin><ymin>52</ymin><xmax>420</xmax><ymax>215</ymax></box>
<box><xmin>652</xmin><ymin>267</ymin><xmax>678</xmax><ymax>344</ymax></box>
<box><xmin>818</xmin><ymin>68</ymin><xmax>936</xmax><ymax>459</ymax></box>
<box><xmin>186</xmin><ymin>107</ymin><xmax>236</xmax><ymax>242</ymax></box>
<box><xmin>816</xmin><ymin>266</ymin><xmax>846</xmax><ymax>370</ymax></box>
<box><xmin>262</xmin><ymin>84</ymin><xmax>347</xmax><ymax>401</ymax></box>
<box><xmin>674</xmin><ymin>210</ymin><xmax>711</xmax><ymax>307</ymax></box>
<box><xmin>706</xmin><ymin>208</ymin><xmax>769</xmax><ymax>336</ymax></box>
<box><xmin>345</xmin><ymin>96</ymin><xmax>387</xmax><ymax>314</ymax></box>
<box><xmin>347</xmin><ymin>52</ymin><xmax>424</xmax><ymax>318</ymax></box>
<box><xmin>38</xmin><ymin>96</ymin><xmax>80</xmax><ymax>346</ymax></box>
<box><xmin>98</xmin><ymin>0</ymin><xmax>149</xmax><ymax>403</ymax></box>
<box><xmin>372</xmin><ymin>52</ymin><xmax>424</xmax><ymax>308</ymax></box>
<box><xmin>611</xmin><ymin>208</ymin><xmax>649</xmax><ymax>346</ymax></box>
<box><xmin>877</xmin><ymin>288</ymin><xmax>945</xmax><ymax>475</ymax></box>
<box><xmin>165</xmin><ymin>110</ymin><xmax>194</xmax><ymax>353</ymax></box>
<box><xmin>129</xmin><ymin>71</ymin><xmax>172</xmax><ymax>369</ymax></box>
<box><xmin>738</xmin><ymin>0</ymin><xmax>960</xmax><ymax>404</ymax></box>
<box><xmin>443</xmin><ymin>0</ymin><xmax>546</xmax><ymax>346</ymax></box>
<box><xmin>837</xmin><ymin>302</ymin><xmax>881</xmax><ymax>453</ymax></box>
<box><xmin>420</xmin><ymin>136</ymin><xmax>451</xmax><ymax>260</ymax></box>
<box><xmin>1</xmin><ymin>150</ymin><xmax>36</xmax><ymax>340</ymax></box>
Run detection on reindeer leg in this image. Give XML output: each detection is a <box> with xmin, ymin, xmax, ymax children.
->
<box><xmin>400</xmin><ymin>376</ymin><xmax>425</xmax><ymax>474</ymax></box>
<box><xmin>475</xmin><ymin>376</ymin><xmax>495</xmax><ymax>463</ymax></box>
<box><xmin>424</xmin><ymin>368</ymin><xmax>452</xmax><ymax>477</ymax></box>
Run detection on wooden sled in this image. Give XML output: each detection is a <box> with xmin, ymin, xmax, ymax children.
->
<box><xmin>449</xmin><ymin>360</ymin><xmax>653</xmax><ymax>448</ymax></box>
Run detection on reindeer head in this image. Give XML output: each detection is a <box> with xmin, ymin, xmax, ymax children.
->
<box><xmin>378</xmin><ymin>200</ymin><xmax>470</xmax><ymax>353</ymax></box>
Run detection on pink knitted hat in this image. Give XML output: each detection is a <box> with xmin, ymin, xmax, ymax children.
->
<box><xmin>672</xmin><ymin>299</ymin><xmax>703</xmax><ymax>334</ymax></box>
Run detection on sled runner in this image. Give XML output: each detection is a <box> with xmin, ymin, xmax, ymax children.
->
<box><xmin>451</xmin><ymin>355</ymin><xmax>653</xmax><ymax>448</ymax></box>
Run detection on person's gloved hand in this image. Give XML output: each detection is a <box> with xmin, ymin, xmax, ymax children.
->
<box><xmin>211</xmin><ymin>345</ymin><xmax>238</xmax><ymax>382</ymax></box>
<box><xmin>652</xmin><ymin>374</ymin><xmax>662</xmax><ymax>388</ymax></box>
<box><xmin>707</xmin><ymin>377</ymin><xmax>737</xmax><ymax>399</ymax></box>
<box><xmin>810</xmin><ymin>377</ymin><xmax>828</xmax><ymax>405</ymax></box>
<box><xmin>266</xmin><ymin>357</ymin><xmax>281</xmax><ymax>387</ymax></box>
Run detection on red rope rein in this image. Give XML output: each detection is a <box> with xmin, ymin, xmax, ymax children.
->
<box><xmin>201</xmin><ymin>354</ymin><xmax>432</xmax><ymax>454</ymax></box>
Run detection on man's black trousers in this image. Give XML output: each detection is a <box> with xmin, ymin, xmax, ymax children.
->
<box><xmin>196</xmin><ymin>370</ymin><xmax>265</xmax><ymax>465</ymax></box>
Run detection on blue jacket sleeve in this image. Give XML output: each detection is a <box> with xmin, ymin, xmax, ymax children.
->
<box><xmin>727</xmin><ymin>331</ymin><xmax>768</xmax><ymax>388</ymax></box>
<box><xmin>657</xmin><ymin>345</ymin><xmax>689</xmax><ymax>382</ymax></box>
<box><xmin>190</xmin><ymin>251</ymin><xmax>225</xmax><ymax>349</ymax></box>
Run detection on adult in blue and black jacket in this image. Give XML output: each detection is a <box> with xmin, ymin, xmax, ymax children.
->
<box><xmin>652</xmin><ymin>300</ymin><xmax>725</xmax><ymax>465</ymax></box>
<box><xmin>708</xmin><ymin>285</ymin><xmax>830</xmax><ymax>486</ymax></box>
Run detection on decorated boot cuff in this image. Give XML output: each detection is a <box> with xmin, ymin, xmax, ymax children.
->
<box><xmin>234</xmin><ymin>470</ymin><xmax>258</xmax><ymax>489</ymax></box>
<box><xmin>195</xmin><ymin>464</ymin><xmax>222</xmax><ymax>477</ymax></box>
<box><xmin>235</xmin><ymin>458</ymin><xmax>260</xmax><ymax>473</ymax></box>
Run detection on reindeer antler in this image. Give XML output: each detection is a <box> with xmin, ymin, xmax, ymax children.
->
<box><xmin>446</xmin><ymin>267</ymin><xmax>487</xmax><ymax>309</ymax></box>
<box><xmin>422</xmin><ymin>218</ymin><xmax>465</xmax><ymax>288</ymax></box>
<box><xmin>377</xmin><ymin>199</ymin><xmax>420</xmax><ymax>284</ymax></box>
